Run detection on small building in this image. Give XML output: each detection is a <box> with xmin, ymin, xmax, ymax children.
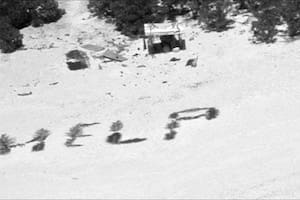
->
<box><xmin>144</xmin><ymin>22</ymin><xmax>186</xmax><ymax>54</ymax></box>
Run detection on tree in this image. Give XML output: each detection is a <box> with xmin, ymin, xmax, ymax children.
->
<box><xmin>0</xmin><ymin>17</ymin><xmax>23</xmax><ymax>53</ymax></box>
<box><xmin>245</xmin><ymin>0</ymin><xmax>281</xmax><ymax>43</ymax></box>
<box><xmin>89</xmin><ymin>0</ymin><xmax>164</xmax><ymax>36</ymax></box>
<box><xmin>161</xmin><ymin>0</ymin><xmax>189</xmax><ymax>20</ymax></box>
<box><xmin>0</xmin><ymin>0</ymin><xmax>64</xmax><ymax>53</ymax></box>
<box><xmin>281</xmin><ymin>0</ymin><xmax>300</xmax><ymax>37</ymax></box>
<box><xmin>198</xmin><ymin>0</ymin><xmax>233</xmax><ymax>32</ymax></box>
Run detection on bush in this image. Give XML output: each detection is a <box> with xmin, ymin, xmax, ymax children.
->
<box><xmin>251</xmin><ymin>8</ymin><xmax>281</xmax><ymax>43</ymax></box>
<box><xmin>280</xmin><ymin>0</ymin><xmax>300</xmax><ymax>37</ymax></box>
<box><xmin>246</xmin><ymin>0</ymin><xmax>300</xmax><ymax>42</ymax></box>
<box><xmin>88</xmin><ymin>0</ymin><xmax>164</xmax><ymax>36</ymax></box>
<box><xmin>246</xmin><ymin>0</ymin><xmax>281</xmax><ymax>43</ymax></box>
<box><xmin>1</xmin><ymin>0</ymin><xmax>65</xmax><ymax>28</ymax></box>
<box><xmin>88</xmin><ymin>0</ymin><xmax>113</xmax><ymax>18</ymax></box>
<box><xmin>0</xmin><ymin>17</ymin><xmax>23</xmax><ymax>53</ymax></box>
<box><xmin>161</xmin><ymin>0</ymin><xmax>189</xmax><ymax>21</ymax></box>
<box><xmin>198</xmin><ymin>0</ymin><xmax>233</xmax><ymax>32</ymax></box>
<box><xmin>234</xmin><ymin>0</ymin><xmax>248</xmax><ymax>10</ymax></box>
<box><xmin>30</xmin><ymin>0</ymin><xmax>65</xmax><ymax>26</ymax></box>
<box><xmin>0</xmin><ymin>0</ymin><xmax>64</xmax><ymax>53</ymax></box>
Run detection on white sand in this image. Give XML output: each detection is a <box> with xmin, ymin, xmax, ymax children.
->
<box><xmin>1</xmin><ymin>0</ymin><xmax>300</xmax><ymax>198</ymax></box>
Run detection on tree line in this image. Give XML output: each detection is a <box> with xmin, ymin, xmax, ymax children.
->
<box><xmin>1</xmin><ymin>0</ymin><xmax>300</xmax><ymax>53</ymax></box>
<box><xmin>88</xmin><ymin>0</ymin><xmax>300</xmax><ymax>43</ymax></box>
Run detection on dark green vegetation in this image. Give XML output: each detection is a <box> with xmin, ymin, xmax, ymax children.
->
<box><xmin>88</xmin><ymin>0</ymin><xmax>300</xmax><ymax>43</ymax></box>
<box><xmin>2</xmin><ymin>0</ymin><xmax>300</xmax><ymax>53</ymax></box>
<box><xmin>88</xmin><ymin>0</ymin><xmax>164</xmax><ymax>36</ymax></box>
<box><xmin>247</xmin><ymin>0</ymin><xmax>300</xmax><ymax>43</ymax></box>
<box><xmin>0</xmin><ymin>0</ymin><xmax>65</xmax><ymax>53</ymax></box>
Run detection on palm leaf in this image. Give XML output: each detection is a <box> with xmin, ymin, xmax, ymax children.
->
<box><xmin>0</xmin><ymin>134</ymin><xmax>16</xmax><ymax>155</ymax></box>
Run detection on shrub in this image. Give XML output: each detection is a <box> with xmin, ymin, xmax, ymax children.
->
<box><xmin>0</xmin><ymin>0</ymin><xmax>64</xmax><ymax>53</ymax></box>
<box><xmin>199</xmin><ymin>0</ymin><xmax>233</xmax><ymax>32</ymax></box>
<box><xmin>245</xmin><ymin>0</ymin><xmax>300</xmax><ymax>42</ymax></box>
<box><xmin>29</xmin><ymin>0</ymin><xmax>65</xmax><ymax>26</ymax></box>
<box><xmin>247</xmin><ymin>0</ymin><xmax>282</xmax><ymax>43</ymax></box>
<box><xmin>0</xmin><ymin>17</ymin><xmax>23</xmax><ymax>53</ymax></box>
<box><xmin>234</xmin><ymin>0</ymin><xmax>248</xmax><ymax>10</ymax></box>
<box><xmin>88</xmin><ymin>0</ymin><xmax>113</xmax><ymax>18</ymax></box>
<box><xmin>161</xmin><ymin>0</ymin><xmax>189</xmax><ymax>21</ymax></box>
<box><xmin>280</xmin><ymin>0</ymin><xmax>300</xmax><ymax>37</ymax></box>
<box><xmin>88</xmin><ymin>0</ymin><xmax>164</xmax><ymax>36</ymax></box>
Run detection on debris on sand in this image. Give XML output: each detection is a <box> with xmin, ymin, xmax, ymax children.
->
<box><xmin>81</xmin><ymin>44</ymin><xmax>105</xmax><ymax>52</ymax></box>
<box><xmin>170</xmin><ymin>57</ymin><xmax>181</xmax><ymax>62</ymax></box>
<box><xmin>17</xmin><ymin>92</ymin><xmax>33</xmax><ymax>96</ymax></box>
<box><xmin>101</xmin><ymin>50</ymin><xmax>127</xmax><ymax>62</ymax></box>
<box><xmin>66</xmin><ymin>50</ymin><xmax>90</xmax><ymax>70</ymax></box>
<box><xmin>137</xmin><ymin>65</ymin><xmax>146</xmax><ymax>68</ymax></box>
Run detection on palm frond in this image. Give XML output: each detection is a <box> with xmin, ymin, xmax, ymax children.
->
<box><xmin>33</xmin><ymin>128</ymin><xmax>50</xmax><ymax>142</ymax></box>
<box><xmin>0</xmin><ymin>134</ymin><xmax>16</xmax><ymax>155</ymax></box>
<box><xmin>66</xmin><ymin>124</ymin><xmax>83</xmax><ymax>138</ymax></box>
